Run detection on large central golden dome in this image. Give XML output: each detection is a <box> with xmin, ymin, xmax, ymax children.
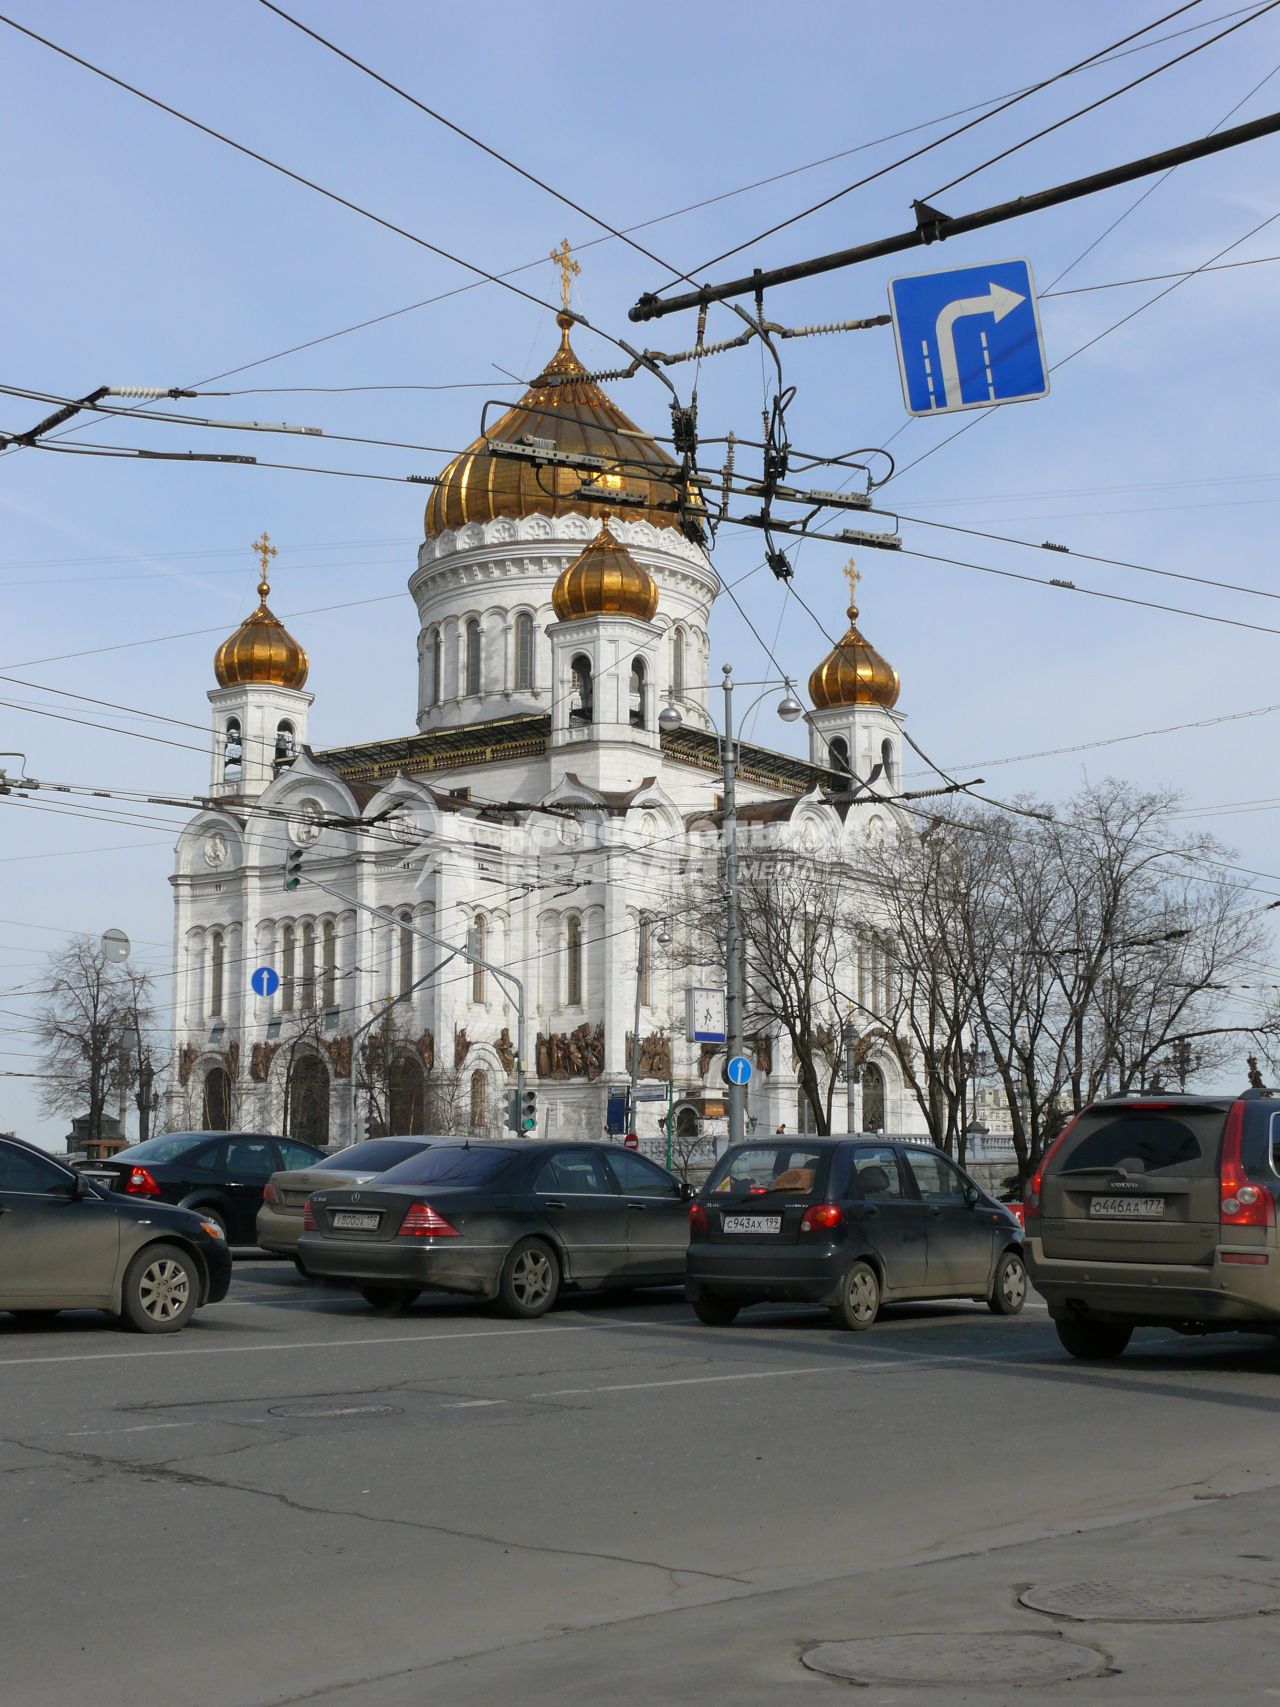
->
<box><xmin>425</xmin><ymin>315</ymin><xmax>691</xmax><ymax>536</ymax></box>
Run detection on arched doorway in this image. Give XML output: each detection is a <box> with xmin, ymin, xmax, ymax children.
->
<box><xmin>289</xmin><ymin>1052</ymin><xmax>330</xmax><ymax>1146</ymax></box>
<box><xmin>861</xmin><ymin>1061</ymin><xmax>886</xmax><ymax>1132</ymax></box>
<box><xmin>675</xmin><ymin>1106</ymin><xmax>699</xmax><ymax>1138</ymax></box>
<box><xmin>202</xmin><ymin>1065</ymin><xmax>231</xmax><ymax>1131</ymax></box>
<box><xmin>389</xmin><ymin>1054</ymin><xmax>427</xmax><ymax>1135</ymax></box>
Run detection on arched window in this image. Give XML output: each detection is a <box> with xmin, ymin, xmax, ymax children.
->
<box><xmin>203</xmin><ymin>1065</ymin><xmax>231</xmax><ymax>1131</ymax></box>
<box><xmin>629</xmin><ymin>657</ymin><xmax>646</xmax><ymax>728</ymax></box>
<box><xmin>469</xmin><ymin>1068</ymin><xmax>487</xmax><ymax>1130</ymax></box>
<box><xmin>430</xmin><ymin>627</ymin><xmax>443</xmax><ymax>705</ymax></box>
<box><xmin>398</xmin><ymin>910</ymin><xmax>414</xmax><ymax>997</ymax></box>
<box><xmin>289</xmin><ymin>1053</ymin><xmax>330</xmax><ymax>1145</ymax></box>
<box><xmin>274</xmin><ymin>721</ymin><xmax>296</xmax><ymax>770</ymax></box>
<box><xmin>566</xmin><ymin>915</ymin><xmax>583</xmax><ymax>1006</ymax></box>
<box><xmin>321</xmin><ymin>919</ymin><xmax>337</xmax><ymax>1008</ymax></box>
<box><xmin>470</xmin><ymin>914</ymin><xmax>487</xmax><ymax>1003</ymax></box>
<box><xmin>829</xmin><ymin>736</ymin><xmax>851</xmax><ymax>775</ymax></box>
<box><xmin>672</xmin><ymin>628</ymin><xmax>686</xmax><ymax>700</ymax></box>
<box><xmin>861</xmin><ymin>1061</ymin><xmax>886</xmax><ymax>1132</ymax></box>
<box><xmin>281</xmin><ymin>923</ymin><xmax>296</xmax><ymax>1013</ymax></box>
<box><xmin>465</xmin><ymin>618</ymin><xmax>482</xmax><ymax>696</ymax></box>
<box><xmin>871</xmin><ymin>939</ymin><xmax>886</xmax><ymax>1014</ymax></box>
<box><xmin>223</xmin><ymin>718</ymin><xmax>242</xmax><ymax>783</ymax></box>
<box><xmin>880</xmin><ymin>737</ymin><xmax>896</xmax><ymax>788</ymax></box>
<box><xmin>389</xmin><ymin>1053</ymin><xmax>427</xmax><ymax>1134</ymax></box>
<box><xmin>209</xmin><ymin>931</ymin><xmax>225</xmax><ymax>1017</ymax></box>
<box><xmin>300</xmin><ymin>922</ymin><xmax>316</xmax><ymax>1012</ymax></box>
<box><xmin>514</xmin><ymin>612</ymin><xmax>535</xmax><ymax>691</ymax></box>
<box><xmin>569</xmin><ymin>654</ymin><xmax>593</xmax><ymax>724</ymax></box>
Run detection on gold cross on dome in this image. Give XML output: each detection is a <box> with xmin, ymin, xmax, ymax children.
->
<box><xmin>843</xmin><ymin>558</ymin><xmax>861</xmax><ymax>607</ymax></box>
<box><xmin>251</xmin><ymin>530</ymin><xmax>277</xmax><ymax>599</ymax></box>
<box><xmin>550</xmin><ymin>237</ymin><xmax>580</xmax><ymax>311</ymax></box>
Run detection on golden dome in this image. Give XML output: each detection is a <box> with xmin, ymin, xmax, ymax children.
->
<box><xmin>808</xmin><ymin>564</ymin><xmax>900</xmax><ymax>710</ymax></box>
<box><xmin>214</xmin><ymin>534</ymin><xmax>309</xmax><ymax>690</ymax></box>
<box><xmin>425</xmin><ymin>315</ymin><xmax>694</xmax><ymax>536</ymax></box>
<box><xmin>552</xmin><ymin>522</ymin><xmax>659</xmax><ymax>623</ymax></box>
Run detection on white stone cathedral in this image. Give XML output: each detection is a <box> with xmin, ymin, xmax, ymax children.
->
<box><xmin>168</xmin><ymin>307</ymin><xmax>926</xmax><ymax>1151</ymax></box>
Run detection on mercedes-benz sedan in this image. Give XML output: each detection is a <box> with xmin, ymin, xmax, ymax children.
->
<box><xmin>258</xmin><ymin>1136</ymin><xmax>435</xmax><ymax>1268</ymax></box>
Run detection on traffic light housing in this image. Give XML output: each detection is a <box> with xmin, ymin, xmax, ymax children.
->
<box><xmin>504</xmin><ymin>1089</ymin><xmax>520</xmax><ymax>1133</ymax></box>
<box><xmin>520</xmin><ymin>1088</ymin><xmax>537</xmax><ymax>1132</ymax></box>
<box><xmin>283</xmin><ymin>848</ymin><xmax>304</xmax><ymax>891</ymax></box>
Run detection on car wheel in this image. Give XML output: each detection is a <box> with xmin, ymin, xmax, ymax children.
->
<box><xmin>120</xmin><ymin>1243</ymin><xmax>198</xmax><ymax>1334</ymax></box>
<box><xmin>357</xmin><ymin>1285</ymin><xmax>420</xmax><ymax>1312</ymax></box>
<box><xmin>1055</xmin><ymin>1318</ymin><xmax>1132</xmax><ymax>1360</ymax></box>
<box><xmin>692</xmin><ymin>1294</ymin><xmax>739</xmax><ymax>1326</ymax></box>
<box><xmin>830</xmin><ymin>1260</ymin><xmax>881</xmax><ymax>1332</ymax></box>
<box><xmin>988</xmin><ymin>1248</ymin><xmax>1027</xmax><ymax>1316</ymax></box>
<box><xmin>497</xmin><ymin>1238</ymin><xmax>559</xmax><ymax>1319</ymax></box>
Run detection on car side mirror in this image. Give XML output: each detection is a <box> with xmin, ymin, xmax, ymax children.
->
<box><xmin>963</xmin><ymin>1184</ymin><xmax>981</xmax><ymax>1209</ymax></box>
<box><xmin>71</xmin><ymin>1171</ymin><xmax>93</xmax><ymax>1199</ymax></box>
<box><xmin>679</xmin><ymin>1180</ymin><xmax>696</xmax><ymax>1201</ymax></box>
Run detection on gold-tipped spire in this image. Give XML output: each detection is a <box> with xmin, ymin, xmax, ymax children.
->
<box><xmin>213</xmin><ymin>532</ymin><xmax>309</xmax><ymax>691</ymax></box>
<box><xmin>550</xmin><ymin>237</ymin><xmax>580</xmax><ymax>314</ymax></box>
<box><xmin>251</xmin><ymin>530</ymin><xmax>277</xmax><ymax>601</ymax></box>
<box><xmin>808</xmin><ymin>559</ymin><xmax>900</xmax><ymax>711</ymax></box>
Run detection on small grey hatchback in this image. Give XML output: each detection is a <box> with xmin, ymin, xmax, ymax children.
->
<box><xmin>1025</xmin><ymin>1089</ymin><xmax>1280</xmax><ymax>1359</ymax></box>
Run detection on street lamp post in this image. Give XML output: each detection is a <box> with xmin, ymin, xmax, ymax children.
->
<box><xmin>659</xmin><ymin>666</ymin><xmax>803</xmax><ymax>1152</ymax></box>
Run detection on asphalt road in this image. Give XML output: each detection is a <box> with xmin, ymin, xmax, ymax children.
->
<box><xmin>5</xmin><ymin>1256</ymin><xmax>1280</xmax><ymax>1706</ymax></box>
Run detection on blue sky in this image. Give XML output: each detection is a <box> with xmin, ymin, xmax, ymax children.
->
<box><xmin>4</xmin><ymin>1</ymin><xmax>1280</xmax><ymax>1142</ymax></box>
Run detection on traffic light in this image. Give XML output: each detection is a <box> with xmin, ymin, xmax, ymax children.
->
<box><xmin>520</xmin><ymin>1088</ymin><xmax>538</xmax><ymax>1132</ymax></box>
<box><xmin>504</xmin><ymin>1089</ymin><xmax>520</xmax><ymax>1133</ymax></box>
<box><xmin>283</xmin><ymin>848</ymin><xmax>304</xmax><ymax>891</ymax></box>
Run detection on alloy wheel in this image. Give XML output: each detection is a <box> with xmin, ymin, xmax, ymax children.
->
<box><xmin>511</xmin><ymin>1248</ymin><xmax>554</xmax><ymax>1309</ymax></box>
<box><xmin>1000</xmin><ymin>1256</ymin><xmax>1026</xmax><ymax>1311</ymax></box>
<box><xmin>138</xmin><ymin>1257</ymin><xmax>191</xmax><ymax>1323</ymax></box>
<box><xmin>847</xmin><ymin>1266</ymin><xmax>878</xmax><ymax>1324</ymax></box>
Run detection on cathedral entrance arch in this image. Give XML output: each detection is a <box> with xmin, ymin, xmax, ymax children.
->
<box><xmin>389</xmin><ymin>1053</ymin><xmax>427</xmax><ymax>1135</ymax></box>
<box><xmin>861</xmin><ymin>1061</ymin><xmax>886</xmax><ymax>1133</ymax></box>
<box><xmin>202</xmin><ymin>1065</ymin><xmax>232</xmax><ymax>1131</ymax></box>
<box><xmin>289</xmin><ymin>1052</ymin><xmax>330</xmax><ymax>1146</ymax></box>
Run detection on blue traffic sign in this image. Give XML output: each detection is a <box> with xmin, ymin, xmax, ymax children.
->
<box><xmin>725</xmin><ymin>1055</ymin><xmax>753</xmax><ymax>1086</ymax></box>
<box><xmin>250</xmin><ymin>965</ymin><xmax>280</xmax><ymax>998</ymax></box>
<box><xmin>888</xmin><ymin>258</ymin><xmax>1048</xmax><ymax>416</ymax></box>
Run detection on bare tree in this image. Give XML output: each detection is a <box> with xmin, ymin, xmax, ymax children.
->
<box><xmin>34</xmin><ymin>934</ymin><xmax>155</xmax><ymax>1145</ymax></box>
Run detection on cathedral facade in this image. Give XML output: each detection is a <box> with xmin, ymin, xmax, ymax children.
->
<box><xmin>168</xmin><ymin>310</ymin><xmax>925</xmax><ymax>1153</ymax></box>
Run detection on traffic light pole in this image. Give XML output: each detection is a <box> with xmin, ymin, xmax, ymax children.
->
<box><xmin>721</xmin><ymin>666</ymin><xmax>745</xmax><ymax>1152</ymax></box>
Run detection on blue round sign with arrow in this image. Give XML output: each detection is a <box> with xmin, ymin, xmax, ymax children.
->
<box><xmin>725</xmin><ymin>1055</ymin><xmax>752</xmax><ymax>1086</ymax></box>
<box><xmin>250</xmin><ymin>965</ymin><xmax>280</xmax><ymax>999</ymax></box>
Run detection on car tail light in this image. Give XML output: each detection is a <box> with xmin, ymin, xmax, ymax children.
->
<box><xmin>122</xmin><ymin>1166</ymin><xmax>160</xmax><ymax>1198</ymax></box>
<box><xmin>302</xmin><ymin>1197</ymin><xmax>317</xmax><ymax>1232</ymax></box>
<box><xmin>1220</xmin><ymin>1102</ymin><xmax>1275</xmax><ymax>1228</ymax></box>
<box><xmin>689</xmin><ymin>1202</ymin><xmax>708</xmax><ymax>1235</ymax></box>
<box><xmin>800</xmin><ymin>1203</ymin><xmax>844</xmax><ymax>1234</ymax></box>
<box><xmin>262</xmin><ymin>1180</ymin><xmax>280</xmax><ymax>1205</ymax></box>
<box><xmin>1023</xmin><ymin>1119</ymin><xmax>1078</xmax><ymax>1223</ymax></box>
<box><xmin>398</xmin><ymin>1201</ymin><xmax>460</xmax><ymax>1238</ymax></box>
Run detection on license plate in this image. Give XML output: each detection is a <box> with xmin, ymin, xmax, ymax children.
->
<box><xmin>332</xmin><ymin>1211</ymin><xmax>381</xmax><ymax>1231</ymax></box>
<box><xmin>81</xmin><ymin>1173</ymin><xmax>114</xmax><ymax>1186</ymax></box>
<box><xmin>723</xmin><ymin>1214</ymin><xmax>782</xmax><ymax>1233</ymax></box>
<box><xmin>1089</xmin><ymin>1196</ymin><xmax>1164</xmax><ymax>1219</ymax></box>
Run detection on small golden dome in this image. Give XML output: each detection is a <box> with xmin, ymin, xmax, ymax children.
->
<box><xmin>552</xmin><ymin>522</ymin><xmax>659</xmax><ymax>623</ymax></box>
<box><xmin>214</xmin><ymin>534</ymin><xmax>309</xmax><ymax>690</ymax></box>
<box><xmin>808</xmin><ymin>564</ymin><xmax>900</xmax><ymax>710</ymax></box>
<box><xmin>425</xmin><ymin>315</ymin><xmax>696</xmax><ymax>536</ymax></box>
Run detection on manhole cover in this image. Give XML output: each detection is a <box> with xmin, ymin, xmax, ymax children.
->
<box><xmin>1020</xmin><ymin>1574</ymin><xmax>1280</xmax><ymax>1623</ymax></box>
<box><xmin>268</xmin><ymin>1402</ymin><xmax>402</xmax><ymax>1420</ymax></box>
<box><xmin>801</xmin><ymin>1632</ymin><xmax>1107</xmax><ymax>1687</ymax></box>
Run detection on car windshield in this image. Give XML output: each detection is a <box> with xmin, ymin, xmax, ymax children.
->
<box><xmin>109</xmin><ymin>1133</ymin><xmax>209</xmax><ymax>1164</ymax></box>
<box><xmin>1056</xmin><ymin>1107</ymin><xmax>1227</xmax><ymax>1177</ymax></box>
<box><xmin>312</xmin><ymin>1139</ymin><xmax>428</xmax><ymax>1173</ymax></box>
<box><xmin>706</xmin><ymin>1145</ymin><xmax>829</xmax><ymax>1196</ymax></box>
<box><xmin>375</xmin><ymin>1146</ymin><xmax>518</xmax><ymax>1188</ymax></box>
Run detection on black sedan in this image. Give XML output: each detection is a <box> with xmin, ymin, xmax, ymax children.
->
<box><xmin>687</xmin><ymin>1137</ymin><xmax>1025</xmax><ymax>1330</ymax></box>
<box><xmin>78</xmin><ymin>1130</ymin><xmax>324</xmax><ymax>1245</ymax></box>
<box><xmin>297</xmin><ymin>1140</ymin><xmax>694</xmax><ymax>1317</ymax></box>
<box><xmin>0</xmin><ymin>1134</ymin><xmax>231</xmax><ymax>1333</ymax></box>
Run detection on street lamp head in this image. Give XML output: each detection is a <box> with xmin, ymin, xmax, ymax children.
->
<box><xmin>658</xmin><ymin>704</ymin><xmax>683</xmax><ymax>734</ymax></box>
<box><xmin>776</xmin><ymin>693</ymin><xmax>804</xmax><ymax>724</ymax></box>
<box><xmin>656</xmin><ymin>923</ymin><xmax>672</xmax><ymax>947</ymax></box>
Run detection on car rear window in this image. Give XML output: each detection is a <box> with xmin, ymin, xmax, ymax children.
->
<box><xmin>110</xmin><ymin>1133</ymin><xmax>205</xmax><ymax>1164</ymax></box>
<box><xmin>375</xmin><ymin>1146</ymin><xmax>518</xmax><ymax>1188</ymax></box>
<box><xmin>706</xmin><ymin>1145</ymin><xmax>829</xmax><ymax>1197</ymax></box>
<box><xmin>313</xmin><ymin>1139</ymin><xmax>428</xmax><ymax>1173</ymax></box>
<box><xmin>1055</xmin><ymin>1107</ymin><xmax>1228</xmax><ymax>1177</ymax></box>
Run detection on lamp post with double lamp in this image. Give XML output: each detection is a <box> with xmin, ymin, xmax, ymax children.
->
<box><xmin>625</xmin><ymin>912</ymin><xmax>672</xmax><ymax>1139</ymax></box>
<box><xmin>659</xmin><ymin>666</ymin><xmax>804</xmax><ymax>1148</ymax></box>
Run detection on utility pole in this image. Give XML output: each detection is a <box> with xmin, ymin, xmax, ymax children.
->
<box><xmin>721</xmin><ymin>665</ymin><xmax>744</xmax><ymax>1150</ymax></box>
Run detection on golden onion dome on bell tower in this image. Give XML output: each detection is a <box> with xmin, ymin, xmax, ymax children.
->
<box><xmin>552</xmin><ymin>522</ymin><xmax>659</xmax><ymax>622</ymax></box>
<box><xmin>808</xmin><ymin>561</ymin><xmax>900</xmax><ymax>711</ymax></box>
<box><xmin>213</xmin><ymin>532</ymin><xmax>310</xmax><ymax>691</ymax></box>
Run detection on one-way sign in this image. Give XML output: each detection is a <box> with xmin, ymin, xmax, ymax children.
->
<box><xmin>888</xmin><ymin>257</ymin><xmax>1048</xmax><ymax>416</ymax></box>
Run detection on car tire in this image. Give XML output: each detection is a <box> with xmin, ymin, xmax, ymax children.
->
<box><xmin>497</xmin><ymin>1238</ymin><xmax>559</xmax><ymax>1319</ymax></box>
<box><xmin>988</xmin><ymin>1248</ymin><xmax>1027</xmax><ymax>1316</ymax></box>
<box><xmin>357</xmin><ymin>1285</ymin><xmax>420</xmax><ymax>1312</ymax></box>
<box><xmin>1055</xmin><ymin>1318</ymin><xmax>1132</xmax><ymax>1360</ymax></box>
<box><xmin>830</xmin><ymin>1260</ymin><xmax>881</xmax><ymax>1332</ymax></box>
<box><xmin>119</xmin><ymin>1243</ymin><xmax>199</xmax><ymax>1334</ymax></box>
<box><xmin>692</xmin><ymin>1293</ymin><xmax>739</xmax><ymax>1326</ymax></box>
